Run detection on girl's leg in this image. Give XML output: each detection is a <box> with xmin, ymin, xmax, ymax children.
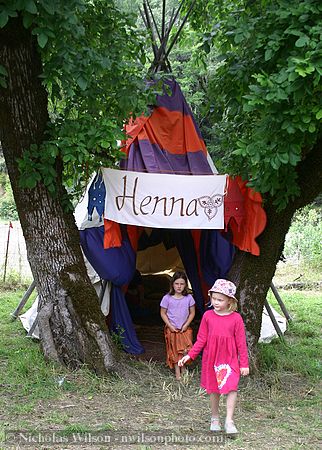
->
<box><xmin>210</xmin><ymin>393</ymin><xmax>220</xmax><ymax>417</ymax></box>
<box><xmin>174</xmin><ymin>363</ymin><xmax>181</xmax><ymax>380</ymax></box>
<box><xmin>226</xmin><ymin>390</ymin><xmax>238</xmax><ymax>422</ymax></box>
<box><xmin>210</xmin><ymin>393</ymin><xmax>221</xmax><ymax>431</ymax></box>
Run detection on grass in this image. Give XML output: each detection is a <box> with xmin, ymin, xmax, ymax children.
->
<box><xmin>0</xmin><ymin>287</ymin><xmax>321</xmax><ymax>449</ymax></box>
<box><xmin>273</xmin><ymin>260</ymin><xmax>321</xmax><ymax>285</ymax></box>
<box><xmin>259</xmin><ymin>289</ymin><xmax>322</xmax><ymax>379</ymax></box>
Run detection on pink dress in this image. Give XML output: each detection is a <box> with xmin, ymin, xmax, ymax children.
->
<box><xmin>188</xmin><ymin>310</ymin><xmax>249</xmax><ymax>394</ymax></box>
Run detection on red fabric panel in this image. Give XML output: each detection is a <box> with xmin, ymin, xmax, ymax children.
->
<box><xmin>224</xmin><ymin>176</ymin><xmax>245</xmax><ymax>231</ymax></box>
<box><xmin>104</xmin><ymin>219</ymin><xmax>122</xmax><ymax>249</ymax></box>
<box><xmin>229</xmin><ymin>177</ymin><xmax>267</xmax><ymax>256</ymax></box>
<box><xmin>143</xmin><ymin>107</ymin><xmax>207</xmax><ymax>154</ymax></box>
<box><xmin>126</xmin><ymin>225</ymin><xmax>141</xmax><ymax>252</ymax></box>
<box><xmin>123</xmin><ymin>115</ymin><xmax>149</xmax><ymax>155</ymax></box>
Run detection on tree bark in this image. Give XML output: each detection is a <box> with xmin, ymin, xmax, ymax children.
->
<box><xmin>229</xmin><ymin>139</ymin><xmax>322</xmax><ymax>367</ymax></box>
<box><xmin>0</xmin><ymin>18</ymin><xmax>117</xmax><ymax>374</ymax></box>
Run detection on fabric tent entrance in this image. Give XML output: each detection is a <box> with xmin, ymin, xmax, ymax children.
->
<box><xmin>77</xmin><ymin>79</ymin><xmax>250</xmax><ymax>355</ymax></box>
<box><xmin>136</xmin><ymin>228</ymin><xmax>184</xmax><ymax>275</ymax></box>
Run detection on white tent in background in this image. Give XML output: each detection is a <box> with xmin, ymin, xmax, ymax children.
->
<box><xmin>259</xmin><ymin>306</ymin><xmax>287</xmax><ymax>343</ymax></box>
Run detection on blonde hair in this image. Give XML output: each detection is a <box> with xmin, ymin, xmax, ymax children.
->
<box><xmin>209</xmin><ymin>291</ymin><xmax>238</xmax><ymax>312</ymax></box>
<box><xmin>228</xmin><ymin>298</ymin><xmax>238</xmax><ymax>312</ymax></box>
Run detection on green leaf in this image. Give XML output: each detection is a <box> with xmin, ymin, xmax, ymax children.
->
<box><xmin>25</xmin><ymin>0</ymin><xmax>38</xmax><ymax>14</ymax></box>
<box><xmin>22</xmin><ymin>12</ymin><xmax>34</xmax><ymax>29</ymax></box>
<box><xmin>270</xmin><ymin>157</ymin><xmax>280</xmax><ymax>170</ymax></box>
<box><xmin>289</xmin><ymin>152</ymin><xmax>301</xmax><ymax>166</ymax></box>
<box><xmin>63</xmin><ymin>154</ymin><xmax>72</xmax><ymax>162</ymax></box>
<box><xmin>37</xmin><ymin>33</ymin><xmax>48</xmax><ymax>48</ymax></box>
<box><xmin>295</xmin><ymin>35</ymin><xmax>309</xmax><ymax>47</ymax></box>
<box><xmin>42</xmin><ymin>1</ymin><xmax>56</xmax><ymax>15</ymax></box>
<box><xmin>0</xmin><ymin>65</ymin><xmax>8</xmax><ymax>76</ymax></box>
<box><xmin>308</xmin><ymin>123</ymin><xmax>316</xmax><ymax>133</ymax></box>
<box><xmin>278</xmin><ymin>153</ymin><xmax>289</xmax><ymax>164</ymax></box>
<box><xmin>264</xmin><ymin>49</ymin><xmax>273</xmax><ymax>61</ymax></box>
<box><xmin>0</xmin><ymin>11</ymin><xmax>9</xmax><ymax>28</ymax></box>
<box><xmin>296</xmin><ymin>67</ymin><xmax>308</xmax><ymax>77</ymax></box>
<box><xmin>0</xmin><ymin>77</ymin><xmax>7</xmax><ymax>88</ymax></box>
<box><xmin>276</xmin><ymin>71</ymin><xmax>288</xmax><ymax>84</ymax></box>
<box><xmin>316</xmin><ymin>110</ymin><xmax>322</xmax><ymax>120</ymax></box>
<box><xmin>76</xmin><ymin>77</ymin><xmax>87</xmax><ymax>91</ymax></box>
<box><xmin>288</xmin><ymin>71</ymin><xmax>298</xmax><ymax>82</ymax></box>
<box><xmin>24</xmin><ymin>176</ymin><xmax>37</xmax><ymax>189</ymax></box>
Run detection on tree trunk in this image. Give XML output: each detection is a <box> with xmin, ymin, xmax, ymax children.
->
<box><xmin>229</xmin><ymin>140</ymin><xmax>322</xmax><ymax>367</ymax></box>
<box><xmin>0</xmin><ymin>18</ymin><xmax>117</xmax><ymax>374</ymax></box>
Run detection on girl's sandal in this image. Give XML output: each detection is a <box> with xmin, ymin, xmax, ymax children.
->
<box><xmin>210</xmin><ymin>417</ymin><xmax>221</xmax><ymax>432</ymax></box>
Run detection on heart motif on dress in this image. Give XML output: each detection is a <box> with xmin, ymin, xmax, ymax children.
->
<box><xmin>214</xmin><ymin>364</ymin><xmax>232</xmax><ymax>390</ymax></box>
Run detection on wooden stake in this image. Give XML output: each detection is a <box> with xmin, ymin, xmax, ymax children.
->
<box><xmin>11</xmin><ymin>280</ymin><xmax>36</xmax><ymax>319</ymax></box>
<box><xmin>3</xmin><ymin>221</ymin><xmax>12</xmax><ymax>283</ymax></box>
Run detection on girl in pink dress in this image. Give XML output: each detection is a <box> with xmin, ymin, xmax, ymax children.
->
<box><xmin>178</xmin><ymin>279</ymin><xmax>249</xmax><ymax>436</ymax></box>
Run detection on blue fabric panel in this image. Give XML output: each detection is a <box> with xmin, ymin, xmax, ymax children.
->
<box><xmin>87</xmin><ymin>173</ymin><xmax>106</xmax><ymax>221</ymax></box>
<box><xmin>80</xmin><ymin>226</ymin><xmax>136</xmax><ymax>286</ymax></box>
<box><xmin>200</xmin><ymin>230</ymin><xmax>235</xmax><ymax>286</ymax></box>
<box><xmin>121</xmin><ymin>141</ymin><xmax>212</xmax><ymax>176</ymax></box>
<box><xmin>110</xmin><ymin>285</ymin><xmax>144</xmax><ymax>355</ymax></box>
<box><xmin>170</xmin><ymin>230</ymin><xmax>205</xmax><ymax>315</ymax></box>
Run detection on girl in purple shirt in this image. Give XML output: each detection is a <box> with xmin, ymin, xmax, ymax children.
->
<box><xmin>160</xmin><ymin>271</ymin><xmax>195</xmax><ymax>380</ymax></box>
<box><xmin>178</xmin><ymin>279</ymin><xmax>249</xmax><ymax>436</ymax></box>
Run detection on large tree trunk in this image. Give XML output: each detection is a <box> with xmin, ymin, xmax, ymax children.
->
<box><xmin>0</xmin><ymin>18</ymin><xmax>117</xmax><ymax>374</ymax></box>
<box><xmin>230</xmin><ymin>140</ymin><xmax>322</xmax><ymax>367</ymax></box>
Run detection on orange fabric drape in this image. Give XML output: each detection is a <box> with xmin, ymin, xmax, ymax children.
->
<box><xmin>104</xmin><ymin>219</ymin><xmax>122</xmax><ymax>249</ymax></box>
<box><xmin>229</xmin><ymin>177</ymin><xmax>267</xmax><ymax>256</ymax></box>
<box><xmin>163</xmin><ymin>326</ymin><xmax>193</xmax><ymax>368</ymax></box>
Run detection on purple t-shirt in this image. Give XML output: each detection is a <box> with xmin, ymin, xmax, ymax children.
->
<box><xmin>160</xmin><ymin>294</ymin><xmax>195</xmax><ymax>329</ymax></box>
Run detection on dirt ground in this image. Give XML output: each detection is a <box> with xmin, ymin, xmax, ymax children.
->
<box><xmin>1</xmin><ymin>289</ymin><xmax>321</xmax><ymax>450</ymax></box>
<box><xmin>1</xmin><ymin>333</ymin><xmax>320</xmax><ymax>450</ymax></box>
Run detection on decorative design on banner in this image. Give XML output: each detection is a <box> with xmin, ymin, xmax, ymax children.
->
<box><xmin>87</xmin><ymin>173</ymin><xmax>106</xmax><ymax>222</ymax></box>
<box><xmin>198</xmin><ymin>195</ymin><xmax>224</xmax><ymax>221</ymax></box>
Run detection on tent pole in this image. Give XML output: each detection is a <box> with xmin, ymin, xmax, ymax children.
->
<box><xmin>270</xmin><ymin>282</ymin><xmax>292</xmax><ymax>321</ymax></box>
<box><xmin>153</xmin><ymin>0</ymin><xmax>185</xmax><ymax>71</ymax></box>
<box><xmin>165</xmin><ymin>0</ymin><xmax>197</xmax><ymax>60</ymax></box>
<box><xmin>143</xmin><ymin>0</ymin><xmax>159</xmax><ymax>62</ymax></box>
<box><xmin>161</xmin><ymin>0</ymin><xmax>166</xmax><ymax>39</ymax></box>
<box><xmin>11</xmin><ymin>280</ymin><xmax>36</xmax><ymax>319</ymax></box>
<box><xmin>264</xmin><ymin>299</ymin><xmax>285</xmax><ymax>341</ymax></box>
<box><xmin>167</xmin><ymin>0</ymin><xmax>185</xmax><ymax>32</ymax></box>
<box><xmin>139</xmin><ymin>7</ymin><xmax>148</xmax><ymax>28</ymax></box>
<box><xmin>146</xmin><ymin>0</ymin><xmax>172</xmax><ymax>72</ymax></box>
<box><xmin>26</xmin><ymin>313</ymin><xmax>39</xmax><ymax>338</ymax></box>
<box><xmin>147</xmin><ymin>0</ymin><xmax>162</xmax><ymax>42</ymax></box>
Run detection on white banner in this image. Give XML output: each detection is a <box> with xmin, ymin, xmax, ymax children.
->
<box><xmin>102</xmin><ymin>168</ymin><xmax>227</xmax><ymax>229</ymax></box>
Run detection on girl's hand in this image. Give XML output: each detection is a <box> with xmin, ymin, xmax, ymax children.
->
<box><xmin>181</xmin><ymin>324</ymin><xmax>188</xmax><ymax>332</ymax></box>
<box><xmin>178</xmin><ymin>355</ymin><xmax>191</xmax><ymax>367</ymax></box>
<box><xmin>168</xmin><ymin>325</ymin><xmax>178</xmax><ymax>333</ymax></box>
<box><xmin>240</xmin><ymin>367</ymin><xmax>249</xmax><ymax>376</ymax></box>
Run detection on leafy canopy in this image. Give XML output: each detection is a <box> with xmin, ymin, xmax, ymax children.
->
<box><xmin>0</xmin><ymin>0</ymin><xmax>151</xmax><ymax>200</ymax></box>
<box><xmin>185</xmin><ymin>0</ymin><xmax>322</xmax><ymax>209</ymax></box>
